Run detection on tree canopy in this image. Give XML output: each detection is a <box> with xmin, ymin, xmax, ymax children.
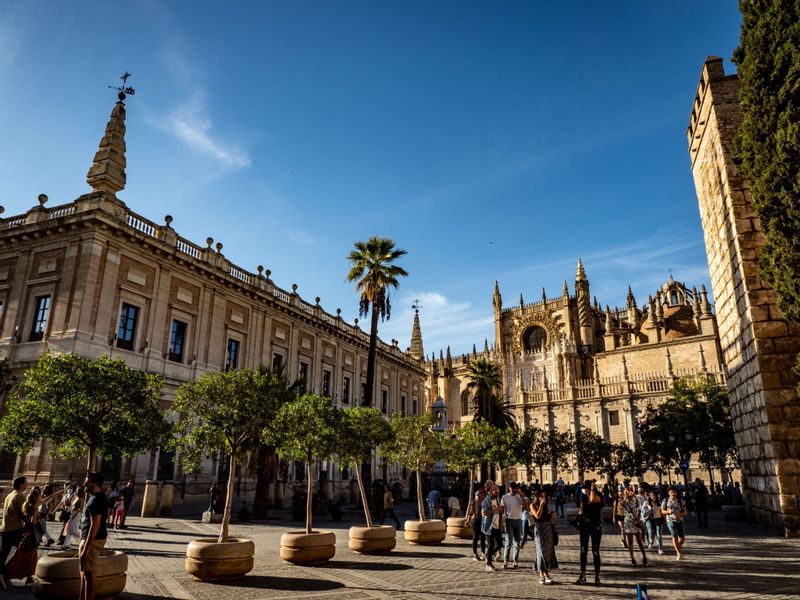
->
<box><xmin>734</xmin><ymin>1</ymin><xmax>800</xmax><ymax>330</ymax></box>
<box><xmin>0</xmin><ymin>353</ymin><xmax>167</xmax><ymax>472</ymax></box>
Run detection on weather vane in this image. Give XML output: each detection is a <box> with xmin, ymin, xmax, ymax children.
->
<box><xmin>109</xmin><ymin>72</ymin><xmax>135</xmax><ymax>102</ymax></box>
<box><xmin>412</xmin><ymin>298</ymin><xmax>422</xmax><ymax>313</ymax></box>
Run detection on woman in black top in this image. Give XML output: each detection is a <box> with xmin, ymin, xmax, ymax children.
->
<box><xmin>575</xmin><ymin>480</ymin><xmax>604</xmax><ymax>586</ymax></box>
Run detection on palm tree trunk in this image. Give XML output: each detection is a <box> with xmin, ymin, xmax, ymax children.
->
<box><xmin>306</xmin><ymin>454</ymin><xmax>314</xmax><ymax>535</ymax></box>
<box><xmin>219</xmin><ymin>453</ymin><xmax>236</xmax><ymax>543</ymax></box>
<box><xmin>355</xmin><ymin>463</ymin><xmax>373</xmax><ymax>527</ymax></box>
<box><xmin>363</xmin><ymin>302</ymin><xmax>380</xmax><ymax>408</ymax></box>
<box><xmin>416</xmin><ymin>469</ymin><xmax>426</xmax><ymax>522</ymax></box>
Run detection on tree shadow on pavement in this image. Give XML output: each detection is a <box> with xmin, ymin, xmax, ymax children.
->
<box><xmin>391</xmin><ymin>551</ymin><xmax>463</xmax><ymax>559</ymax></box>
<box><xmin>222</xmin><ymin>575</ymin><xmax>345</xmax><ymax>591</ymax></box>
<box><xmin>319</xmin><ymin>560</ymin><xmax>413</xmax><ymax>571</ymax></box>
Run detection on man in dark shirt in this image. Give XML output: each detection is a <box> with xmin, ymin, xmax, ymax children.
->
<box><xmin>80</xmin><ymin>472</ymin><xmax>108</xmax><ymax>600</ymax></box>
<box><xmin>119</xmin><ymin>481</ymin><xmax>135</xmax><ymax>528</ymax></box>
<box><xmin>693</xmin><ymin>478</ymin><xmax>709</xmax><ymax>529</ymax></box>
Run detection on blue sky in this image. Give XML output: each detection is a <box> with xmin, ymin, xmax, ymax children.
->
<box><xmin>0</xmin><ymin>1</ymin><xmax>742</xmax><ymax>355</ymax></box>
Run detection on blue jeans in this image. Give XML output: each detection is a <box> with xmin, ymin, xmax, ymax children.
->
<box><xmin>667</xmin><ymin>520</ymin><xmax>685</xmax><ymax>539</ymax></box>
<box><xmin>428</xmin><ymin>504</ymin><xmax>439</xmax><ymax>520</ymax></box>
<box><xmin>503</xmin><ymin>518</ymin><xmax>522</xmax><ymax>563</ymax></box>
<box><xmin>645</xmin><ymin>518</ymin><xmax>662</xmax><ymax>550</ymax></box>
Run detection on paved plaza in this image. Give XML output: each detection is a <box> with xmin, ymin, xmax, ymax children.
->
<box><xmin>1</xmin><ymin>505</ymin><xmax>798</xmax><ymax>600</ymax></box>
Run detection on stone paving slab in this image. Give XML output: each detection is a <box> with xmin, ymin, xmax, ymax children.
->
<box><xmin>0</xmin><ymin>511</ymin><xmax>798</xmax><ymax>599</ymax></box>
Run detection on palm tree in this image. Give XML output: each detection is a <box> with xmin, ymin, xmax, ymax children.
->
<box><xmin>466</xmin><ymin>358</ymin><xmax>502</xmax><ymax>422</ymax></box>
<box><xmin>485</xmin><ymin>394</ymin><xmax>517</xmax><ymax>430</ymax></box>
<box><xmin>346</xmin><ymin>237</ymin><xmax>408</xmax><ymax>408</ymax></box>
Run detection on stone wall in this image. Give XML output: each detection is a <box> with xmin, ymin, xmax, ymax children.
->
<box><xmin>688</xmin><ymin>56</ymin><xmax>800</xmax><ymax>536</ymax></box>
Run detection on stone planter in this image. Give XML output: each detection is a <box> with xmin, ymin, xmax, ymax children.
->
<box><xmin>601</xmin><ymin>506</ymin><xmax>614</xmax><ymax>522</ymax></box>
<box><xmin>446</xmin><ymin>517</ymin><xmax>473</xmax><ymax>539</ymax></box>
<box><xmin>33</xmin><ymin>549</ymin><xmax>127</xmax><ymax>600</ymax></box>
<box><xmin>348</xmin><ymin>525</ymin><xmax>396</xmax><ymax>554</ymax></box>
<box><xmin>565</xmin><ymin>507</ymin><xmax>580</xmax><ymax>525</ymax></box>
<box><xmin>280</xmin><ymin>531</ymin><xmax>336</xmax><ymax>565</ymax></box>
<box><xmin>721</xmin><ymin>505</ymin><xmax>746</xmax><ymax>521</ymax></box>
<box><xmin>404</xmin><ymin>519</ymin><xmax>446</xmax><ymax>545</ymax></box>
<box><xmin>185</xmin><ymin>538</ymin><xmax>254</xmax><ymax>582</ymax></box>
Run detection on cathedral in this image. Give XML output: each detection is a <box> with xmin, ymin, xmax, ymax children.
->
<box><xmin>426</xmin><ymin>260</ymin><xmax>724</xmax><ymax>482</ymax></box>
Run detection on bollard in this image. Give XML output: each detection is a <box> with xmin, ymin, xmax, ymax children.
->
<box><xmin>159</xmin><ymin>482</ymin><xmax>174</xmax><ymax>517</ymax></box>
<box><xmin>140</xmin><ymin>480</ymin><xmax>159</xmax><ymax>517</ymax></box>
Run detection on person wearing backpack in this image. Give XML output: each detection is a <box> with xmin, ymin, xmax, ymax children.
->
<box><xmin>661</xmin><ymin>486</ymin><xmax>688</xmax><ymax>560</ymax></box>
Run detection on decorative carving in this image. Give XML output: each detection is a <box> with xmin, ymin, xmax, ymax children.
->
<box><xmin>512</xmin><ymin>311</ymin><xmax>563</xmax><ymax>354</ymax></box>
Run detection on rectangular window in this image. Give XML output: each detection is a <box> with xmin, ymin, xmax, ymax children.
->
<box><xmin>342</xmin><ymin>377</ymin><xmax>351</xmax><ymax>404</ymax></box>
<box><xmin>381</xmin><ymin>389</ymin><xmax>388</xmax><ymax>414</ymax></box>
<box><xmin>412</xmin><ymin>398</ymin><xmax>418</xmax><ymax>416</ymax></box>
<box><xmin>168</xmin><ymin>319</ymin><xmax>187</xmax><ymax>363</ymax></box>
<box><xmin>116</xmin><ymin>303</ymin><xmax>139</xmax><ymax>351</ymax></box>
<box><xmin>401</xmin><ymin>395</ymin><xmax>407</xmax><ymax>416</ymax></box>
<box><xmin>30</xmin><ymin>295</ymin><xmax>51</xmax><ymax>341</ymax></box>
<box><xmin>226</xmin><ymin>339</ymin><xmax>240</xmax><ymax>371</ymax></box>
<box><xmin>299</xmin><ymin>362</ymin><xmax>309</xmax><ymax>392</ymax></box>
<box><xmin>609</xmin><ymin>410</ymin><xmax>620</xmax><ymax>426</ymax></box>
<box><xmin>272</xmin><ymin>353</ymin><xmax>283</xmax><ymax>372</ymax></box>
<box><xmin>322</xmin><ymin>370</ymin><xmax>331</xmax><ymax>397</ymax></box>
<box><xmin>361</xmin><ymin>383</ymin><xmax>366</xmax><ymax>403</ymax></box>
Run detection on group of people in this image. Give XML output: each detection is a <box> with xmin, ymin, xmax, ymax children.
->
<box><xmin>455</xmin><ymin>477</ymin><xmax>692</xmax><ymax>586</ymax></box>
<box><xmin>0</xmin><ymin>473</ymin><xmax>131</xmax><ymax>600</ymax></box>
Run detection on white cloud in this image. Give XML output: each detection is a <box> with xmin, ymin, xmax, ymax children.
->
<box><xmin>288</xmin><ymin>231</ymin><xmax>316</xmax><ymax>245</ymax></box>
<box><xmin>151</xmin><ymin>92</ymin><xmax>251</xmax><ymax>172</ymax></box>
<box><xmin>380</xmin><ymin>290</ymin><xmax>494</xmax><ymax>358</ymax></box>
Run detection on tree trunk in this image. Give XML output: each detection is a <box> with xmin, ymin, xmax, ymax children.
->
<box><xmin>539</xmin><ymin>465</ymin><xmax>544</xmax><ymax>483</ymax></box>
<box><xmin>86</xmin><ymin>447</ymin><xmax>97</xmax><ymax>473</ymax></box>
<box><xmin>363</xmin><ymin>301</ymin><xmax>380</xmax><ymax>408</ymax></box>
<box><xmin>219</xmin><ymin>453</ymin><xmax>236</xmax><ymax>543</ymax></box>
<box><xmin>416</xmin><ymin>469</ymin><xmax>426</xmax><ymax>522</ymax></box>
<box><xmin>707</xmin><ymin>465</ymin><xmax>716</xmax><ymax>495</ymax></box>
<box><xmin>306</xmin><ymin>454</ymin><xmax>314</xmax><ymax>535</ymax></box>
<box><xmin>355</xmin><ymin>462</ymin><xmax>373</xmax><ymax>527</ymax></box>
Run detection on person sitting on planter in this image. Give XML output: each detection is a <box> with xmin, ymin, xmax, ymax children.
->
<box><xmin>80</xmin><ymin>472</ymin><xmax>109</xmax><ymax>600</ymax></box>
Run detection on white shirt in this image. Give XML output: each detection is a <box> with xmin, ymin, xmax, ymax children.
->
<box><xmin>501</xmin><ymin>493</ymin><xmax>524</xmax><ymax>520</ymax></box>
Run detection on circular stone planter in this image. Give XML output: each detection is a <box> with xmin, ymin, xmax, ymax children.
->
<box><xmin>601</xmin><ymin>506</ymin><xmax>614</xmax><ymax>523</ymax></box>
<box><xmin>280</xmin><ymin>531</ymin><xmax>336</xmax><ymax>565</ymax></box>
<box><xmin>565</xmin><ymin>507</ymin><xmax>580</xmax><ymax>525</ymax></box>
<box><xmin>446</xmin><ymin>517</ymin><xmax>473</xmax><ymax>539</ymax></box>
<box><xmin>404</xmin><ymin>519</ymin><xmax>446</xmax><ymax>545</ymax></box>
<box><xmin>722</xmin><ymin>505</ymin><xmax>746</xmax><ymax>521</ymax></box>
<box><xmin>185</xmin><ymin>538</ymin><xmax>254</xmax><ymax>582</ymax></box>
<box><xmin>348</xmin><ymin>525</ymin><xmax>396</xmax><ymax>554</ymax></box>
<box><xmin>33</xmin><ymin>549</ymin><xmax>127</xmax><ymax>600</ymax></box>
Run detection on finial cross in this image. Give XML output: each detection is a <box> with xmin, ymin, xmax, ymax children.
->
<box><xmin>412</xmin><ymin>298</ymin><xmax>422</xmax><ymax>313</ymax></box>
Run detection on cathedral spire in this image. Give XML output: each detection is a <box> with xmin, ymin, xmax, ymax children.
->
<box><xmin>576</xmin><ymin>257</ymin><xmax>587</xmax><ymax>282</ymax></box>
<box><xmin>409</xmin><ymin>308</ymin><xmax>424</xmax><ymax>361</ymax></box>
<box><xmin>563</xmin><ymin>279</ymin><xmax>569</xmax><ymax>298</ymax></box>
<box><xmin>493</xmin><ymin>281</ymin><xmax>502</xmax><ymax>311</ymax></box>
<box><xmin>87</xmin><ymin>73</ymin><xmax>134</xmax><ymax>195</ymax></box>
<box><xmin>626</xmin><ymin>285</ymin><xmax>636</xmax><ymax>308</ymax></box>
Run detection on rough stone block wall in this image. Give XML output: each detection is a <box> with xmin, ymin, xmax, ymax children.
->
<box><xmin>688</xmin><ymin>57</ymin><xmax>800</xmax><ymax>536</ymax></box>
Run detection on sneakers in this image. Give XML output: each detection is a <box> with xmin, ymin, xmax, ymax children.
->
<box><xmin>512</xmin><ymin>561</ymin><xmax>519</xmax><ymax>569</ymax></box>
<box><xmin>539</xmin><ymin>576</ymin><xmax>545</xmax><ymax>584</ymax></box>
<box><xmin>501</xmin><ymin>562</ymin><xmax>507</xmax><ymax>570</ymax></box>
<box><xmin>543</xmin><ymin>576</ymin><xmax>553</xmax><ymax>584</ymax></box>
<box><xmin>485</xmin><ymin>565</ymin><xmax>496</xmax><ymax>572</ymax></box>
<box><xmin>658</xmin><ymin>548</ymin><xmax>664</xmax><ymax>555</ymax></box>
<box><xmin>46</xmin><ymin>539</ymin><xmax>55</xmax><ymax>547</ymax></box>
<box><xmin>472</xmin><ymin>554</ymin><xmax>481</xmax><ymax>561</ymax></box>
<box><xmin>575</xmin><ymin>573</ymin><xmax>586</xmax><ymax>585</ymax></box>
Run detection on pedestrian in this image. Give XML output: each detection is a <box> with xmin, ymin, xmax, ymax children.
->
<box><xmin>465</xmin><ymin>485</ymin><xmax>486</xmax><ymax>561</ymax></box>
<box><xmin>661</xmin><ymin>486</ymin><xmax>688</xmax><ymax>560</ymax></box>
<box><xmin>35</xmin><ymin>486</ymin><xmax>61</xmax><ymax>546</ymax></box>
<box><xmin>643</xmin><ymin>491</ymin><xmax>664</xmax><ymax>555</ymax></box>
<box><xmin>694</xmin><ymin>478</ymin><xmax>709</xmax><ymax>529</ymax></box>
<box><xmin>613</xmin><ymin>488</ymin><xmax>627</xmax><ymax>548</ymax></box>
<box><xmin>56</xmin><ymin>484</ymin><xmax>76</xmax><ymax>546</ymax></box>
<box><xmin>113</xmin><ymin>494</ymin><xmax>126</xmax><ymax>530</ymax></box>
<box><xmin>575</xmin><ymin>480</ymin><xmax>603</xmax><ymax>586</ymax></box>
<box><xmin>530</xmin><ymin>488</ymin><xmax>555</xmax><ymax>584</ymax></box>
<box><xmin>80</xmin><ymin>472</ymin><xmax>109</xmax><ymax>600</ymax></box>
<box><xmin>62</xmin><ymin>488</ymin><xmax>84</xmax><ymax>549</ymax></box>
<box><xmin>480</xmin><ymin>480</ymin><xmax>503</xmax><ymax>572</ymax></box>
<box><xmin>379</xmin><ymin>483</ymin><xmax>401</xmax><ymax>529</ymax></box>
<box><xmin>0</xmin><ymin>475</ymin><xmax>29</xmax><ymax>589</ymax></box>
<box><xmin>622</xmin><ymin>486</ymin><xmax>648</xmax><ymax>566</ymax></box>
<box><xmin>6</xmin><ymin>488</ymin><xmax>46</xmax><ymax>585</ymax></box>
<box><xmin>107</xmin><ymin>482</ymin><xmax>119</xmax><ymax>527</ymax></box>
<box><xmin>120</xmin><ymin>481</ymin><xmax>135</xmax><ymax>528</ymax></box>
<box><xmin>426</xmin><ymin>486</ymin><xmax>441</xmax><ymax>520</ymax></box>
<box><xmin>520</xmin><ymin>488</ymin><xmax>535</xmax><ymax>550</ymax></box>
<box><xmin>448</xmin><ymin>494</ymin><xmax>461</xmax><ymax>518</ymax></box>
<box><xmin>500</xmin><ymin>482</ymin><xmax>525</xmax><ymax>569</ymax></box>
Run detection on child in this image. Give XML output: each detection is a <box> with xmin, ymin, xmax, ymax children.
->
<box><xmin>114</xmin><ymin>494</ymin><xmax>126</xmax><ymax>529</ymax></box>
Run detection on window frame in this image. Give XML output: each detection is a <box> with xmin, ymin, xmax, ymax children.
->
<box><xmin>168</xmin><ymin>319</ymin><xmax>188</xmax><ymax>363</ymax></box>
<box><xmin>116</xmin><ymin>302</ymin><xmax>140</xmax><ymax>351</ymax></box>
<box><xmin>225</xmin><ymin>338</ymin><xmax>240</xmax><ymax>371</ymax></box>
<box><xmin>29</xmin><ymin>294</ymin><xmax>52</xmax><ymax>342</ymax></box>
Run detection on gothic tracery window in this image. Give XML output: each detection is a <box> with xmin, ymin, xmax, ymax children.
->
<box><xmin>523</xmin><ymin>325</ymin><xmax>547</xmax><ymax>352</ymax></box>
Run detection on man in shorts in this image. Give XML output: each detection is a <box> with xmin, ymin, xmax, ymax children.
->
<box><xmin>79</xmin><ymin>472</ymin><xmax>108</xmax><ymax>600</ymax></box>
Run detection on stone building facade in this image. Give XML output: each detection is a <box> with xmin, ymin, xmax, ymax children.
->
<box><xmin>687</xmin><ymin>56</ymin><xmax>800</xmax><ymax>536</ymax></box>
<box><xmin>428</xmin><ymin>262</ymin><xmax>725</xmax><ymax>483</ymax></box>
<box><xmin>0</xmin><ymin>97</ymin><xmax>427</xmax><ymax>500</ymax></box>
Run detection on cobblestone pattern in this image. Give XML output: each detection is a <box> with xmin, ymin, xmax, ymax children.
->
<box><xmin>0</xmin><ymin>511</ymin><xmax>797</xmax><ymax>599</ymax></box>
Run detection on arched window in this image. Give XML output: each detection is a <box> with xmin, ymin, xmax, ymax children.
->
<box><xmin>461</xmin><ymin>389</ymin><xmax>471</xmax><ymax>417</ymax></box>
<box><xmin>523</xmin><ymin>325</ymin><xmax>547</xmax><ymax>352</ymax></box>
